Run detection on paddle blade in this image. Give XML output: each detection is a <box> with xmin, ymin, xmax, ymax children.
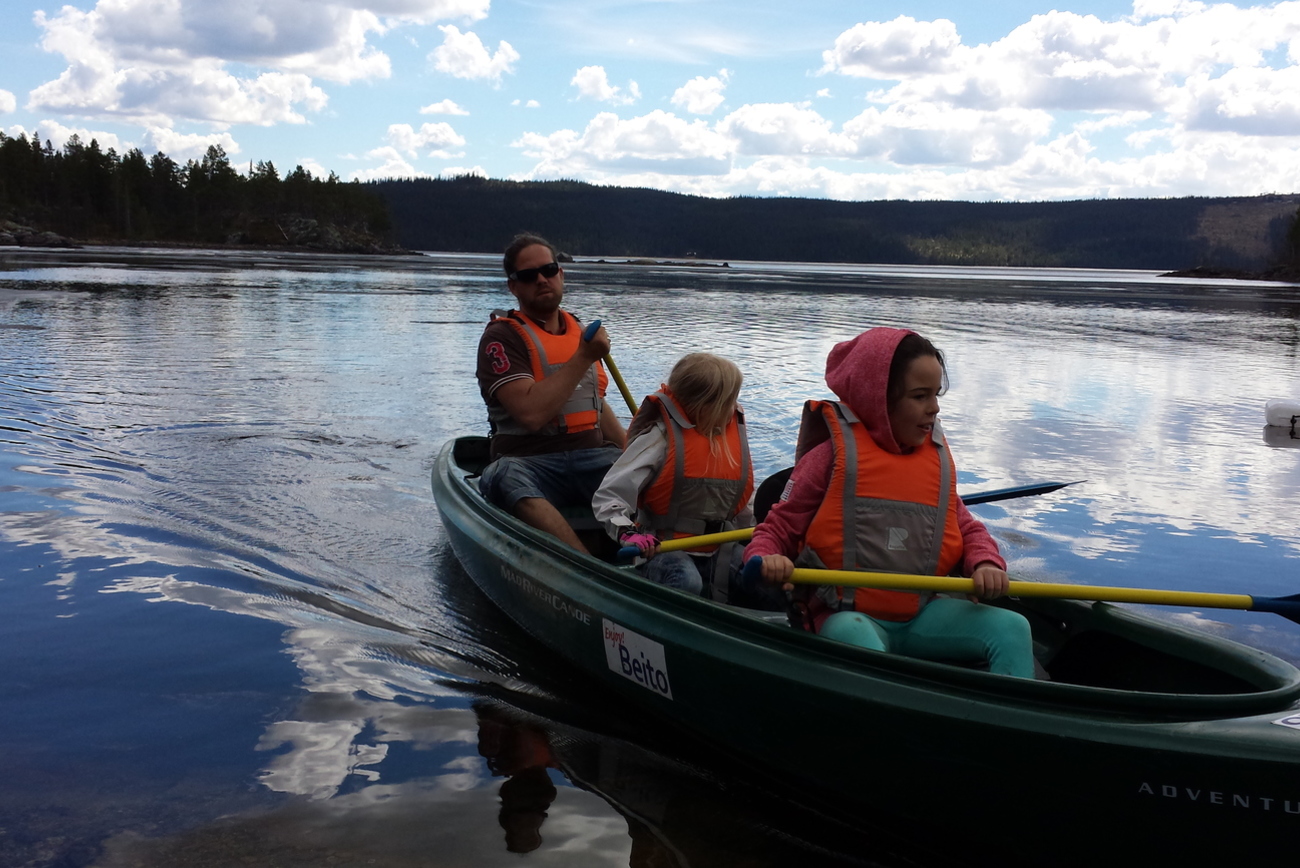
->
<box><xmin>582</xmin><ymin>319</ymin><xmax>602</xmax><ymax>342</ymax></box>
<box><xmin>961</xmin><ymin>480</ymin><xmax>1084</xmax><ymax>506</ymax></box>
<box><xmin>1250</xmin><ymin>593</ymin><xmax>1300</xmax><ymax>625</ymax></box>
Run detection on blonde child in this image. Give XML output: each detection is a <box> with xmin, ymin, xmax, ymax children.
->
<box><xmin>593</xmin><ymin>353</ymin><xmax>767</xmax><ymax>604</ymax></box>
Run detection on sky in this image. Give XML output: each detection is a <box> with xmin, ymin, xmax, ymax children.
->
<box><xmin>3</xmin><ymin>0</ymin><xmax>1300</xmax><ymax>201</ymax></box>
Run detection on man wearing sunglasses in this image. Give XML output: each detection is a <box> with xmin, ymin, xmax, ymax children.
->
<box><xmin>476</xmin><ymin>233</ymin><xmax>627</xmax><ymax>553</ymax></box>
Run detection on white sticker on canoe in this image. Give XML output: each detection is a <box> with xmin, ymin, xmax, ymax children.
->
<box><xmin>602</xmin><ymin>619</ymin><xmax>673</xmax><ymax>700</ymax></box>
<box><xmin>1272</xmin><ymin>714</ymin><xmax>1300</xmax><ymax>730</ymax></box>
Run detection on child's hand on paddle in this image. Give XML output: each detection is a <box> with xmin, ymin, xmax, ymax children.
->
<box><xmin>756</xmin><ymin>554</ymin><xmax>795</xmax><ymax>591</ymax></box>
<box><xmin>618</xmin><ymin>530</ymin><xmax>659</xmax><ymax>559</ymax></box>
<box><xmin>969</xmin><ymin>562</ymin><xmax>1009</xmax><ymax>600</ymax></box>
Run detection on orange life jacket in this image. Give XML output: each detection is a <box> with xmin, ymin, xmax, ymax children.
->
<box><xmin>796</xmin><ymin>400</ymin><xmax>963</xmax><ymax>622</ymax></box>
<box><xmin>485</xmin><ymin>309</ymin><xmax>608</xmax><ymax>437</ymax></box>
<box><xmin>634</xmin><ymin>389</ymin><xmax>753</xmax><ymax>545</ymax></box>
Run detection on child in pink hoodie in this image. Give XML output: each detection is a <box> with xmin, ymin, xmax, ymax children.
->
<box><xmin>745</xmin><ymin>328</ymin><xmax>1034</xmax><ymax>678</ymax></box>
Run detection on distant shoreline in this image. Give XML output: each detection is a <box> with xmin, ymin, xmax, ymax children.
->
<box><xmin>1160</xmin><ymin>264</ymin><xmax>1300</xmax><ymax>284</ymax></box>
<box><xmin>5</xmin><ymin>242</ymin><xmax>1300</xmax><ymax>284</ymax></box>
<box><xmin>580</xmin><ymin>256</ymin><xmax>730</xmax><ymax>268</ymax></box>
<box><xmin>1</xmin><ymin>221</ymin><xmax>415</xmax><ymax>257</ymax></box>
<box><xmin>0</xmin><ymin>243</ymin><xmax>428</xmax><ymax>272</ymax></box>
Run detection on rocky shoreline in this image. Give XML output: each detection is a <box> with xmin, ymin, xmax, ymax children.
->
<box><xmin>0</xmin><ymin>221</ymin><xmax>82</xmax><ymax>249</ymax></box>
<box><xmin>0</xmin><ymin>218</ymin><xmax>412</xmax><ymax>256</ymax></box>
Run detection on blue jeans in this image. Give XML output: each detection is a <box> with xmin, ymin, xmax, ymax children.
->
<box><xmin>642</xmin><ymin>551</ymin><xmax>707</xmax><ymax>595</ymax></box>
<box><xmin>819</xmin><ymin>597</ymin><xmax>1035</xmax><ymax>678</ymax></box>
<box><xmin>478</xmin><ymin>446</ymin><xmax>620</xmax><ymax>511</ymax></box>
<box><xmin>642</xmin><ymin>545</ymin><xmax>784</xmax><ymax>610</ymax></box>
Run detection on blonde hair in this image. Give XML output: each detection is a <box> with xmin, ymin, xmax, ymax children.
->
<box><xmin>667</xmin><ymin>353</ymin><xmax>743</xmax><ymax>464</ymax></box>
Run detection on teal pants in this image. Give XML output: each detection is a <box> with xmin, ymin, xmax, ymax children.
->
<box><xmin>819</xmin><ymin>597</ymin><xmax>1035</xmax><ymax>678</ymax></box>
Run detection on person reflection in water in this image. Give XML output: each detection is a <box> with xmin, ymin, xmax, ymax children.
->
<box><xmin>475</xmin><ymin>702</ymin><xmax>559</xmax><ymax>853</ymax></box>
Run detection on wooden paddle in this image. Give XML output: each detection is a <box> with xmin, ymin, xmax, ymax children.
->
<box><xmin>583</xmin><ymin>319</ymin><xmax>637</xmax><ymax>414</ymax></box>
<box><xmin>617</xmin><ymin>479</ymin><xmax>1081</xmax><ymax>561</ymax></box>
<box><xmin>739</xmin><ymin>558</ymin><xmax>1300</xmax><ymax>625</ymax></box>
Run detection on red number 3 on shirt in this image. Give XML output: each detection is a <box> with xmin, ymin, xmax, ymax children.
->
<box><xmin>485</xmin><ymin>341</ymin><xmax>510</xmax><ymax>374</ymax></box>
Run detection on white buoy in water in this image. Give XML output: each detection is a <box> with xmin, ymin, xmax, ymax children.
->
<box><xmin>1265</xmin><ymin>399</ymin><xmax>1300</xmax><ymax>429</ymax></box>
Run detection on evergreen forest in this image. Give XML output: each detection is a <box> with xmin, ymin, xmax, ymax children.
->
<box><xmin>369</xmin><ymin>176</ymin><xmax>1300</xmax><ymax>271</ymax></box>
<box><xmin>0</xmin><ymin>131</ymin><xmax>393</xmax><ymax>251</ymax></box>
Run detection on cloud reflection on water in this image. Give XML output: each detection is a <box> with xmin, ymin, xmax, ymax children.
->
<box><xmin>4</xmin><ymin>250</ymin><xmax>1300</xmax><ymax>866</ymax></box>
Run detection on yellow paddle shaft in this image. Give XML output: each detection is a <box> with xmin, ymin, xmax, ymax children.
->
<box><xmin>787</xmin><ymin>568</ymin><xmax>1257</xmax><ymax>611</ymax></box>
<box><xmin>655</xmin><ymin>527</ymin><xmax>755</xmax><ymax>553</ymax></box>
<box><xmin>603</xmin><ymin>354</ymin><xmax>638</xmax><ymax>415</ymax></box>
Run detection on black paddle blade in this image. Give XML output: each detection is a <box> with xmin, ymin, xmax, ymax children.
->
<box><xmin>755</xmin><ymin>472</ymin><xmax>1082</xmax><ymax>520</ymax></box>
<box><xmin>1251</xmin><ymin>593</ymin><xmax>1300</xmax><ymax>625</ymax></box>
<box><xmin>960</xmin><ymin>480</ymin><xmax>1084</xmax><ymax>506</ymax></box>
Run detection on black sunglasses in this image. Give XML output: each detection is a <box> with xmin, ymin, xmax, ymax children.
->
<box><xmin>509</xmin><ymin>261</ymin><xmax>561</xmax><ymax>283</ymax></box>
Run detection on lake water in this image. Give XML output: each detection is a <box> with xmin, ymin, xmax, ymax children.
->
<box><xmin>3</xmin><ymin>246</ymin><xmax>1300</xmax><ymax>867</ymax></box>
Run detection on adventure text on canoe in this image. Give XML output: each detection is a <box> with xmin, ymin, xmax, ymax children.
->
<box><xmin>1137</xmin><ymin>782</ymin><xmax>1300</xmax><ymax>814</ymax></box>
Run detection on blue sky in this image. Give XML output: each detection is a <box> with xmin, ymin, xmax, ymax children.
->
<box><xmin>3</xmin><ymin>0</ymin><xmax>1300</xmax><ymax>201</ymax></box>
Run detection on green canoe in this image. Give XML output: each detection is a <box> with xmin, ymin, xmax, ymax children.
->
<box><xmin>434</xmin><ymin>435</ymin><xmax>1300</xmax><ymax>860</ymax></box>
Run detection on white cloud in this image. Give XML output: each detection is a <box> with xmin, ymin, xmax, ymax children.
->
<box><xmin>30</xmin><ymin>4</ymin><xmax>332</xmax><ymax>126</ymax></box>
<box><xmin>430</xmin><ymin>25</ymin><xmax>518</xmax><ymax>83</ymax></box>
<box><xmin>828</xmin><ymin>6</ymin><xmax>1300</xmax><ymax>117</ymax></box>
<box><xmin>514</xmin><ymin>109</ymin><xmax>730</xmax><ymax>177</ymax></box>
<box><xmin>759</xmin><ymin>2</ymin><xmax>1300</xmax><ymax>198</ymax></box>
<box><xmin>140</xmin><ymin>126</ymin><xmax>240</xmax><ymax>160</ymax></box>
<box><xmin>0</xmin><ymin>90</ymin><xmax>15</xmax><ymax>114</ymax></box>
<box><xmin>718</xmin><ymin>103</ymin><xmax>856</xmax><ymax>157</ymax></box>
<box><xmin>295</xmin><ymin>158</ymin><xmax>333</xmax><ymax>178</ymax></box>
<box><xmin>439</xmin><ymin>164</ymin><xmax>486</xmax><ymax>177</ymax></box>
<box><xmin>502</xmin><ymin>0</ymin><xmax>1300</xmax><ymax>202</ymax></box>
<box><xmin>1176</xmin><ymin>66</ymin><xmax>1300</xmax><ymax>134</ymax></box>
<box><xmin>822</xmin><ymin>16</ymin><xmax>963</xmax><ymax>77</ymax></box>
<box><xmin>21</xmin><ymin>119</ymin><xmax>130</xmax><ymax>152</ymax></box>
<box><xmin>40</xmin><ymin>0</ymin><xmax>489</xmax><ymax>82</ymax></box>
<box><xmin>670</xmin><ymin>70</ymin><xmax>729</xmax><ymax>114</ymax></box>
<box><xmin>419</xmin><ymin>98</ymin><xmax>468</xmax><ymax>115</ymax></box>
<box><xmin>571</xmin><ymin>66</ymin><xmax>641</xmax><ymax>105</ymax></box>
<box><xmin>843</xmin><ymin>103</ymin><xmax>1055</xmax><ymax>165</ymax></box>
<box><xmin>350</xmin><ymin>145</ymin><xmax>431</xmax><ymax>181</ymax></box>
<box><xmin>511</xmin><ymin>99</ymin><xmax>540</xmax><ymax>108</ymax></box>
<box><xmin>384</xmin><ymin>121</ymin><xmax>466</xmax><ymax>157</ymax></box>
<box><xmin>28</xmin><ymin>0</ymin><xmax>486</xmax><ymax>126</ymax></box>
<box><xmin>31</xmin><ymin>62</ymin><xmax>330</xmax><ymax>127</ymax></box>
<box><xmin>1073</xmin><ymin>111</ymin><xmax>1153</xmax><ymax>134</ymax></box>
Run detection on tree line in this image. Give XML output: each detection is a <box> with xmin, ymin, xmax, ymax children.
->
<box><xmin>0</xmin><ymin>131</ymin><xmax>393</xmax><ymax>250</ymax></box>
<box><xmin>368</xmin><ymin>176</ymin><xmax>1300</xmax><ymax>271</ymax></box>
<box><xmin>4</xmin><ymin>134</ymin><xmax>1298</xmax><ymax>270</ymax></box>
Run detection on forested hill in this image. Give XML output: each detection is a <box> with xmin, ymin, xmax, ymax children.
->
<box><xmin>369</xmin><ymin>176</ymin><xmax>1300</xmax><ymax>271</ymax></box>
<box><xmin>0</xmin><ymin>132</ymin><xmax>395</xmax><ymax>252</ymax></box>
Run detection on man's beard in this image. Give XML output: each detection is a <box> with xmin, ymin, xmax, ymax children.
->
<box><xmin>524</xmin><ymin>288</ymin><xmax>562</xmax><ymax>315</ymax></box>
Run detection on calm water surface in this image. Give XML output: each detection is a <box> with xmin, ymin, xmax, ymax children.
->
<box><xmin>3</xmin><ymin>247</ymin><xmax>1300</xmax><ymax>867</ymax></box>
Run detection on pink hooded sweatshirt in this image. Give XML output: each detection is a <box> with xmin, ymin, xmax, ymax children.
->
<box><xmin>745</xmin><ymin>327</ymin><xmax>1005</xmax><ymax>574</ymax></box>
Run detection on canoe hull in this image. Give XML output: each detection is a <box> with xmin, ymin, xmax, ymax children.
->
<box><xmin>434</xmin><ymin>437</ymin><xmax>1300</xmax><ymax>860</ymax></box>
